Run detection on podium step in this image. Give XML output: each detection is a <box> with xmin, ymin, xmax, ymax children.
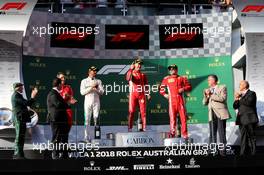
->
<box><xmin>91</xmin><ymin>139</ymin><xmax>114</xmax><ymax>147</ymax></box>
<box><xmin>164</xmin><ymin>137</ymin><xmax>194</xmax><ymax>146</ymax></box>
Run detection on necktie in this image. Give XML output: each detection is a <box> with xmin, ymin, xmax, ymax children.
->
<box><xmin>210</xmin><ymin>88</ymin><xmax>215</xmax><ymax>94</ymax></box>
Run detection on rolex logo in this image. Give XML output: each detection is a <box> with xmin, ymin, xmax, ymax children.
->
<box><xmin>35</xmin><ymin>103</ymin><xmax>40</xmax><ymax>108</ymax></box>
<box><xmin>36</xmin><ymin>80</ymin><xmax>40</xmax><ymax>85</ymax></box>
<box><xmin>32</xmin><ymin>80</ymin><xmax>46</xmax><ymax>90</ymax></box>
<box><xmin>209</xmin><ymin>57</ymin><xmax>225</xmax><ymax>67</ymax></box>
<box><xmin>35</xmin><ymin>57</ymin><xmax>40</xmax><ymax>63</ymax></box>
<box><xmin>151</xmin><ymin>104</ymin><xmax>167</xmax><ymax>114</ymax></box>
<box><xmin>184</xmin><ymin>70</ymin><xmax>196</xmax><ymax>79</ymax></box>
<box><xmin>66</xmin><ymin>70</ymin><xmax>70</xmax><ymax>75</ymax></box>
<box><xmin>215</xmin><ymin>58</ymin><xmax>219</xmax><ymax>62</ymax></box>
<box><xmin>65</xmin><ymin>70</ymin><xmax>76</xmax><ymax>80</ymax></box>
<box><xmin>30</xmin><ymin>58</ymin><xmax>46</xmax><ymax>68</ymax></box>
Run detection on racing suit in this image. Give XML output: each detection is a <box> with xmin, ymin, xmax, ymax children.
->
<box><xmin>159</xmin><ymin>75</ymin><xmax>192</xmax><ymax>138</ymax></box>
<box><xmin>126</xmin><ymin>69</ymin><xmax>149</xmax><ymax>131</ymax></box>
<box><xmin>80</xmin><ymin>77</ymin><xmax>104</xmax><ymax>141</ymax></box>
<box><xmin>60</xmin><ymin>84</ymin><xmax>74</xmax><ymax>127</ymax></box>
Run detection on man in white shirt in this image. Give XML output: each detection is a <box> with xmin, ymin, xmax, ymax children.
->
<box><xmin>80</xmin><ymin>66</ymin><xmax>104</xmax><ymax>142</ymax></box>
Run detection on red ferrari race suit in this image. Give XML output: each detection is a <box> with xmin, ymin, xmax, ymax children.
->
<box><xmin>126</xmin><ymin>69</ymin><xmax>149</xmax><ymax>131</ymax></box>
<box><xmin>60</xmin><ymin>84</ymin><xmax>74</xmax><ymax>128</ymax></box>
<box><xmin>159</xmin><ymin>75</ymin><xmax>192</xmax><ymax>138</ymax></box>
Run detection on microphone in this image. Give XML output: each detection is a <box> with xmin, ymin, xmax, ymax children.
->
<box><xmin>210</xmin><ymin>87</ymin><xmax>215</xmax><ymax>94</ymax></box>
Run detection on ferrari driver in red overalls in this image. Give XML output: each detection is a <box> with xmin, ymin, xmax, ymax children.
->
<box><xmin>57</xmin><ymin>72</ymin><xmax>77</xmax><ymax>130</ymax></box>
<box><xmin>126</xmin><ymin>57</ymin><xmax>151</xmax><ymax>132</ymax></box>
<box><xmin>159</xmin><ymin>64</ymin><xmax>192</xmax><ymax>139</ymax></box>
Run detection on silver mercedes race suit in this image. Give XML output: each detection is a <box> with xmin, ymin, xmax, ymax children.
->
<box><xmin>80</xmin><ymin>77</ymin><xmax>104</xmax><ymax>141</ymax></box>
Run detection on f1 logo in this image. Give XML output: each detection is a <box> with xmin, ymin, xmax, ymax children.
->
<box><xmin>241</xmin><ymin>5</ymin><xmax>264</xmax><ymax>13</ymax></box>
<box><xmin>55</xmin><ymin>32</ymin><xmax>90</xmax><ymax>41</ymax></box>
<box><xmin>97</xmin><ymin>65</ymin><xmax>130</xmax><ymax>75</ymax></box>
<box><xmin>165</xmin><ymin>33</ymin><xmax>197</xmax><ymax>42</ymax></box>
<box><xmin>111</xmin><ymin>32</ymin><xmax>144</xmax><ymax>42</ymax></box>
<box><xmin>0</xmin><ymin>2</ymin><xmax>27</xmax><ymax>11</ymax></box>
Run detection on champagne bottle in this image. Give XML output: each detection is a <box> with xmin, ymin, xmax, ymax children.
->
<box><xmin>137</xmin><ymin>112</ymin><xmax>143</xmax><ymax>132</ymax></box>
<box><xmin>95</xmin><ymin>125</ymin><xmax>101</xmax><ymax>139</ymax></box>
<box><xmin>94</xmin><ymin>118</ymin><xmax>101</xmax><ymax>139</ymax></box>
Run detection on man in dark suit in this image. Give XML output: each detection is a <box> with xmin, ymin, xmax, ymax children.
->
<box><xmin>47</xmin><ymin>78</ymin><xmax>70</xmax><ymax>159</ymax></box>
<box><xmin>233</xmin><ymin>80</ymin><xmax>259</xmax><ymax>155</ymax></box>
<box><xmin>11</xmin><ymin>83</ymin><xmax>38</xmax><ymax>159</ymax></box>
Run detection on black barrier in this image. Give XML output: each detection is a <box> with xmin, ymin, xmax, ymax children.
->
<box><xmin>1</xmin><ymin>146</ymin><xmax>264</xmax><ymax>171</ymax></box>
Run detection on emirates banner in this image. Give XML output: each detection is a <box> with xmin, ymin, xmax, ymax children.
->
<box><xmin>22</xmin><ymin>55</ymin><xmax>235</xmax><ymax>125</ymax></box>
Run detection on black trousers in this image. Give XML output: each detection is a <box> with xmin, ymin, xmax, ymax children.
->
<box><xmin>209</xmin><ymin>111</ymin><xmax>227</xmax><ymax>145</ymax></box>
<box><xmin>239</xmin><ymin>124</ymin><xmax>256</xmax><ymax>155</ymax></box>
<box><xmin>14</xmin><ymin>119</ymin><xmax>27</xmax><ymax>157</ymax></box>
<box><xmin>50</xmin><ymin>121</ymin><xmax>69</xmax><ymax>159</ymax></box>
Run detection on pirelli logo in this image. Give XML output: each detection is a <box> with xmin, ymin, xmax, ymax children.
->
<box><xmin>133</xmin><ymin>164</ymin><xmax>154</xmax><ymax>170</ymax></box>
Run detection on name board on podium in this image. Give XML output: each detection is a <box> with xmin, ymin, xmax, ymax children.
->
<box><xmin>115</xmin><ymin>132</ymin><xmax>163</xmax><ymax>147</ymax></box>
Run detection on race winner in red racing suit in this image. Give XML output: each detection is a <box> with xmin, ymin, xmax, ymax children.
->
<box><xmin>57</xmin><ymin>72</ymin><xmax>77</xmax><ymax>129</ymax></box>
<box><xmin>126</xmin><ymin>57</ymin><xmax>151</xmax><ymax>132</ymax></box>
<box><xmin>159</xmin><ymin>64</ymin><xmax>192</xmax><ymax>139</ymax></box>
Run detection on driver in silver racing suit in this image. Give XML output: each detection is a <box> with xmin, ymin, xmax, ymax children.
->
<box><xmin>80</xmin><ymin>66</ymin><xmax>104</xmax><ymax>142</ymax></box>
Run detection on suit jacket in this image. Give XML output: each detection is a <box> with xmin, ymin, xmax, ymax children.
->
<box><xmin>233</xmin><ymin>90</ymin><xmax>259</xmax><ymax>125</ymax></box>
<box><xmin>11</xmin><ymin>91</ymin><xmax>35</xmax><ymax>122</ymax></box>
<box><xmin>203</xmin><ymin>85</ymin><xmax>231</xmax><ymax>121</ymax></box>
<box><xmin>47</xmin><ymin>89</ymin><xmax>69</xmax><ymax>123</ymax></box>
